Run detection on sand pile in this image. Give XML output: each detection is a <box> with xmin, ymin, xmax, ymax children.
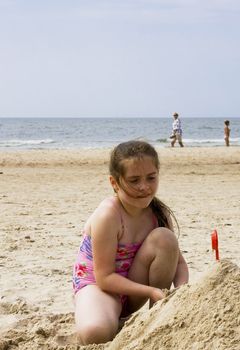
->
<box><xmin>0</xmin><ymin>259</ymin><xmax>239</xmax><ymax>350</ymax></box>
<box><xmin>108</xmin><ymin>259</ymin><xmax>240</xmax><ymax>350</ymax></box>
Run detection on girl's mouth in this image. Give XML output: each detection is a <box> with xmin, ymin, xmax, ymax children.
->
<box><xmin>137</xmin><ymin>193</ymin><xmax>152</xmax><ymax>199</ymax></box>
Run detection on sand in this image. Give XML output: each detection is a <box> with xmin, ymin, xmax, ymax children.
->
<box><xmin>108</xmin><ymin>259</ymin><xmax>240</xmax><ymax>350</ymax></box>
<box><xmin>0</xmin><ymin>147</ymin><xmax>240</xmax><ymax>349</ymax></box>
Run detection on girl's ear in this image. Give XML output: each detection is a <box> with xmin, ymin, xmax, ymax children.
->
<box><xmin>109</xmin><ymin>175</ymin><xmax>119</xmax><ymax>193</ymax></box>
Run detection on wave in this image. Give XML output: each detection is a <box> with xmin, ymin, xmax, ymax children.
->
<box><xmin>184</xmin><ymin>138</ymin><xmax>240</xmax><ymax>144</ymax></box>
<box><xmin>156</xmin><ymin>138</ymin><xmax>168</xmax><ymax>143</ymax></box>
<box><xmin>0</xmin><ymin>139</ymin><xmax>55</xmax><ymax>147</ymax></box>
<box><xmin>153</xmin><ymin>137</ymin><xmax>240</xmax><ymax>147</ymax></box>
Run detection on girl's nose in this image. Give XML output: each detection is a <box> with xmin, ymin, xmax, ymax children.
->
<box><xmin>138</xmin><ymin>181</ymin><xmax>150</xmax><ymax>191</ymax></box>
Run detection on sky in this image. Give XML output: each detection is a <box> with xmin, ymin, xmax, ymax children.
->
<box><xmin>0</xmin><ymin>0</ymin><xmax>240</xmax><ymax>118</ymax></box>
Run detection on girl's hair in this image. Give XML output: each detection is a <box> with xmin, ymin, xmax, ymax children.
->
<box><xmin>224</xmin><ymin>120</ymin><xmax>230</xmax><ymax>126</ymax></box>
<box><xmin>109</xmin><ymin>140</ymin><xmax>179</xmax><ymax>233</ymax></box>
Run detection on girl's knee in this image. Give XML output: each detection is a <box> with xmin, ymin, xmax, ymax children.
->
<box><xmin>76</xmin><ymin>323</ymin><xmax>116</xmax><ymax>345</ymax></box>
<box><xmin>150</xmin><ymin>227</ymin><xmax>179</xmax><ymax>252</ymax></box>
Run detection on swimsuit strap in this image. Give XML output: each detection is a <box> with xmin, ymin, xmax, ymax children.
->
<box><xmin>109</xmin><ymin>197</ymin><xmax>125</xmax><ymax>236</ymax></box>
<box><xmin>111</xmin><ymin>197</ymin><xmax>158</xmax><ymax>234</ymax></box>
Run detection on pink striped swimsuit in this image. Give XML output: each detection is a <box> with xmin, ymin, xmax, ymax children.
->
<box><xmin>73</xmin><ymin>199</ymin><xmax>158</xmax><ymax>298</ymax></box>
<box><xmin>72</xmin><ymin>234</ymin><xmax>142</xmax><ymax>294</ymax></box>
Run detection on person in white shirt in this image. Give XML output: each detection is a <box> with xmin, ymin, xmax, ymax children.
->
<box><xmin>170</xmin><ymin>112</ymin><xmax>184</xmax><ymax>147</ymax></box>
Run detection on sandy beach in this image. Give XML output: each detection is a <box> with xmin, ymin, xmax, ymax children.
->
<box><xmin>0</xmin><ymin>147</ymin><xmax>240</xmax><ymax>349</ymax></box>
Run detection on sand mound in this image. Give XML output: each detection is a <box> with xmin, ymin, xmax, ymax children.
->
<box><xmin>108</xmin><ymin>259</ymin><xmax>240</xmax><ymax>350</ymax></box>
<box><xmin>0</xmin><ymin>260</ymin><xmax>239</xmax><ymax>350</ymax></box>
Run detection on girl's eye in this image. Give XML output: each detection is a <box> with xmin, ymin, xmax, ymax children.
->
<box><xmin>148</xmin><ymin>176</ymin><xmax>156</xmax><ymax>181</ymax></box>
<box><xmin>129</xmin><ymin>179</ymin><xmax>139</xmax><ymax>184</ymax></box>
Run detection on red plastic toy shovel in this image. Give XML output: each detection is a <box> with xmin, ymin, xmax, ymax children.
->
<box><xmin>211</xmin><ymin>230</ymin><xmax>220</xmax><ymax>260</ymax></box>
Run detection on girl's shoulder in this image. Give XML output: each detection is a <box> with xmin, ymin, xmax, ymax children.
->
<box><xmin>86</xmin><ymin>197</ymin><xmax>122</xmax><ymax>238</ymax></box>
<box><xmin>92</xmin><ymin>196</ymin><xmax>121</xmax><ymax>222</ymax></box>
<box><xmin>98</xmin><ymin>196</ymin><xmax>119</xmax><ymax>210</ymax></box>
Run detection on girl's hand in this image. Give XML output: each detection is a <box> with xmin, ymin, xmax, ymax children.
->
<box><xmin>150</xmin><ymin>287</ymin><xmax>166</xmax><ymax>302</ymax></box>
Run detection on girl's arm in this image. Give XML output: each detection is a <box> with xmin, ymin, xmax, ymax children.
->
<box><xmin>173</xmin><ymin>251</ymin><xmax>189</xmax><ymax>287</ymax></box>
<box><xmin>91</xmin><ymin>207</ymin><xmax>163</xmax><ymax>301</ymax></box>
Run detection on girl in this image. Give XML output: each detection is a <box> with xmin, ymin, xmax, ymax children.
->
<box><xmin>73</xmin><ymin>140</ymin><xmax>189</xmax><ymax>345</ymax></box>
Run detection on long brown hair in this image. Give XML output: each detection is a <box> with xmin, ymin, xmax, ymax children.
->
<box><xmin>109</xmin><ymin>140</ymin><xmax>179</xmax><ymax>234</ymax></box>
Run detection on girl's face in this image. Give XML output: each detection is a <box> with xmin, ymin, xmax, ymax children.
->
<box><xmin>111</xmin><ymin>156</ymin><xmax>159</xmax><ymax>209</ymax></box>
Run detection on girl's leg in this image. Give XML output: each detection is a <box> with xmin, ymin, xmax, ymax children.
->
<box><xmin>126</xmin><ymin>227</ymin><xmax>179</xmax><ymax>313</ymax></box>
<box><xmin>75</xmin><ymin>285</ymin><xmax>122</xmax><ymax>345</ymax></box>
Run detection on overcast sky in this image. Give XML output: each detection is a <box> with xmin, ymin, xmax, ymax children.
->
<box><xmin>1</xmin><ymin>0</ymin><xmax>240</xmax><ymax>118</ymax></box>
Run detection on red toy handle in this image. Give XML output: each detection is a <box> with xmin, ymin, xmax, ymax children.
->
<box><xmin>211</xmin><ymin>230</ymin><xmax>220</xmax><ymax>260</ymax></box>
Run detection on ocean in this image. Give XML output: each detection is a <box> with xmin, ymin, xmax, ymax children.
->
<box><xmin>0</xmin><ymin>117</ymin><xmax>240</xmax><ymax>150</ymax></box>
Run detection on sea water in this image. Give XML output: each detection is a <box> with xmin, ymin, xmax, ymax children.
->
<box><xmin>0</xmin><ymin>117</ymin><xmax>239</xmax><ymax>150</ymax></box>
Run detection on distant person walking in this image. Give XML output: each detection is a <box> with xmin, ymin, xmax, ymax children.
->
<box><xmin>170</xmin><ymin>112</ymin><xmax>184</xmax><ymax>147</ymax></box>
<box><xmin>224</xmin><ymin>120</ymin><xmax>230</xmax><ymax>147</ymax></box>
